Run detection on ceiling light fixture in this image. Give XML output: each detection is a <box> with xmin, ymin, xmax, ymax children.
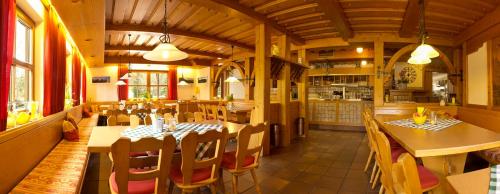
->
<box><xmin>120</xmin><ymin>34</ymin><xmax>132</xmax><ymax>80</ymax></box>
<box><xmin>116</xmin><ymin>80</ymin><xmax>126</xmax><ymax>85</ymax></box>
<box><xmin>361</xmin><ymin>60</ymin><xmax>367</xmax><ymax>66</ymax></box>
<box><xmin>225</xmin><ymin>45</ymin><xmax>240</xmax><ymax>83</ymax></box>
<box><xmin>408</xmin><ymin>0</ymin><xmax>439</xmax><ymax>65</ymax></box>
<box><xmin>143</xmin><ymin>0</ymin><xmax>188</xmax><ymax>61</ymax></box>
<box><xmin>356</xmin><ymin>47</ymin><xmax>363</xmax><ymax>54</ymax></box>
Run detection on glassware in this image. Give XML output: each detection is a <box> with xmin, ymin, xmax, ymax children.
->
<box><xmin>430</xmin><ymin>111</ymin><xmax>437</xmax><ymax>125</ymax></box>
<box><xmin>168</xmin><ymin>118</ymin><xmax>177</xmax><ymax>131</ymax></box>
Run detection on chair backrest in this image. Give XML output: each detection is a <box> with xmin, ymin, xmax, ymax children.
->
<box><xmin>179</xmin><ymin>128</ymin><xmax>229</xmax><ymax>185</ymax></box>
<box><xmin>234</xmin><ymin>123</ymin><xmax>266</xmax><ymax>171</ymax></box>
<box><xmin>194</xmin><ymin>112</ymin><xmax>205</xmax><ymax>122</ymax></box>
<box><xmin>198</xmin><ymin>104</ymin><xmax>207</xmax><ymax>119</ymax></box>
<box><xmin>184</xmin><ymin>112</ymin><xmax>195</xmax><ymax>122</ymax></box>
<box><xmin>210</xmin><ymin>105</ymin><xmax>219</xmax><ymax>120</ymax></box>
<box><xmin>130</xmin><ymin>115</ymin><xmax>140</xmax><ymax>128</ymax></box>
<box><xmin>116</xmin><ymin>114</ymin><xmax>130</xmax><ymax>125</ymax></box>
<box><xmin>362</xmin><ymin>111</ymin><xmax>377</xmax><ymax>150</ymax></box>
<box><xmin>392</xmin><ymin>153</ymin><xmax>423</xmax><ymax>194</ymax></box>
<box><xmin>371</xmin><ymin>120</ymin><xmax>395</xmax><ymax>194</ymax></box>
<box><xmin>111</xmin><ymin>135</ymin><xmax>176</xmax><ymax>194</ymax></box>
<box><xmin>107</xmin><ymin>115</ymin><xmax>117</xmax><ymax>126</ymax></box>
<box><xmin>220</xmin><ymin>106</ymin><xmax>228</xmax><ymax>122</ymax></box>
<box><xmin>144</xmin><ymin>114</ymin><xmax>152</xmax><ymax>125</ymax></box>
<box><xmin>164</xmin><ymin>113</ymin><xmax>173</xmax><ymax>121</ymax></box>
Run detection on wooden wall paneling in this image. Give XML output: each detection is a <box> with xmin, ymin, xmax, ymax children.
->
<box><xmin>277</xmin><ymin>35</ymin><xmax>291</xmax><ymax>147</ymax></box>
<box><xmin>374</xmin><ymin>39</ymin><xmax>384</xmax><ymax>106</ymax></box>
<box><xmin>254</xmin><ymin>24</ymin><xmax>271</xmax><ymax>155</ymax></box>
<box><xmin>458</xmin><ymin>107</ymin><xmax>500</xmax><ymax>133</ymax></box>
<box><xmin>298</xmin><ymin>49</ymin><xmax>309</xmax><ymax>137</ymax></box>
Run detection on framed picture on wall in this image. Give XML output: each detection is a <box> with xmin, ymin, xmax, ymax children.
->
<box><xmin>394</xmin><ymin>62</ymin><xmax>424</xmax><ymax>89</ymax></box>
<box><xmin>92</xmin><ymin>76</ymin><xmax>110</xmax><ymax>83</ymax></box>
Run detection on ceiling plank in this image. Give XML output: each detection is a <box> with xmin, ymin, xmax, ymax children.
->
<box><xmin>454</xmin><ymin>5</ymin><xmax>500</xmax><ymax>45</ymax></box>
<box><xmin>104</xmin><ymin>56</ymin><xmax>213</xmax><ymax>66</ymax></box>
<box><xmin>184</xmin><ymin>0</ymin><xmax>305</xmax><ymax>45</ymax></box>
<box><xmin>316</xmin><ymin>0</ymin><xmax>353</xmax><ymax>40</ymax></box>
<box><xmin>106</xmin><ymin>23</ymin><xmax>255</xmax><ymax>50</ymax></box>
<box><xmin>105</xmin><ymin>44</ymin><xmax>229</xmax><ymax>59</ymax></box>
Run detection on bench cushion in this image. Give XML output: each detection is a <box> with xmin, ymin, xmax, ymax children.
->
<box><xmin>476</xmin><ymin>148</ymin><xmax>500</xmax><ymax>164</ymax></box>
<box><xmin>78</xmin><ymin>114</ymin><xmax>99</xmax><ymax>127</ymax></box>
<box><xmin>11</xmin><ymin>125</ymin><xmax>93</xmax><ymax>194</ymax></box>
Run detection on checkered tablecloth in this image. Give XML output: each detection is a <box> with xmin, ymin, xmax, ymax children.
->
<box><xmin>121</xmin><ymin>123</ymin><xmax>224</xmax><ymax>159</ymax></box>
<box><xmin>384</xmin><ymin>118</ymin><xmax>462</xmax><ymax>131</ymax></box>
<box><xmin>490</xmin><ymin>165</ymin><xmax>500</xmax><ymax>194</ymax></box>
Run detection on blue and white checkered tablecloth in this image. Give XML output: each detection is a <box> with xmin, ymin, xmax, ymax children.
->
<box><xmin>121</xmin><ymin>123</ymin><xmax>224</xmax><ymax>159</ymax></box>
<box><xmin>490</xmin><ymin>165</ymin><xmax>500</xmax><ymax>194</ymax></box>
<box><xmin>384</xmin><ymin>118</ymin><xmax>462</xmax><ymax>131</ymax></box>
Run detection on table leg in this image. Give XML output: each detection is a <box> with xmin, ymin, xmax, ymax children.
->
<box><xmin>421</xmin><ymin>153</ymin><xmax>467</xmax><ymax>194</ymax></box>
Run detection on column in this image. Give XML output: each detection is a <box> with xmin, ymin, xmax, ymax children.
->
<box><xmin>374</xmin><ymin>39</ymin><xmax>385</xmax><ymax>107</ymax></box>
<box><xmin>298</xmin><ymin>49</ymin><xmax>309</xmax><ymax>137</ymax></box>
<box><xmin>277</xmin><ymin>35</ymin><xmax>291</xmax><ymax>146</ymax></box>
<box><xmin>254</xmin><ymin>24</ymin><xmax>271</xmax><ymax>155</ymax></box>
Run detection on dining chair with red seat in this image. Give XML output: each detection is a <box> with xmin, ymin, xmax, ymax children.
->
<box><xmin>108</xmin><ymin>135</ymin><xmax>177</xmax><ymax>194</ymax></box>
<box><xmin>219</xmin><ymin>123</ymin><xmax>266</xmax><ymax>194</ymax></box>
<box><xmin>372</xmin><ymin>122</ymin><xmax>439</xmax><ymax>194</ymax></box>
<box><xmin>168</xmin><ymin>128</ymin><xmax>229</xmax><ymax>194</ymax></box>
<box><xmin>392</xmin><ymin>153</ymin><xmax>440</xmax><ymax>194</ymax></box>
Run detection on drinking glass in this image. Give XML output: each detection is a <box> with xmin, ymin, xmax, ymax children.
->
<box><xmin>430</xmin><ymin>111</ymin><xmax>437</xmax><ymax>125</ymax></box>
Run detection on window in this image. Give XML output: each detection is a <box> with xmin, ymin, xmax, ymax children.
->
<box><xmin>128</xmin><ymin>71</ymin><xmax>168</xmax><ymax>99</ymax></box>
<box><xmin>9</xmin><ymin>9</ymin><xmax>34</xmax><ymax>110</ymax></box>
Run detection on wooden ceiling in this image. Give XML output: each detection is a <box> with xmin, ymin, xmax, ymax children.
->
<box><xmin>101</xmin><ymin>0</ymin><xmax>500</xmax><ymax>66</ymax></box>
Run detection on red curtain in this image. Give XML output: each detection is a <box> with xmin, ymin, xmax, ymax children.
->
<box><xmin>43</xmin><ymin>7</ymin><xmax>67</xmax><ymax>116</ymax></box>
<box><xmin>168</xmin><ymin>67</ymin><xmax>178</xmax><ymax>100</ymax></box>
<box><xmin>0</xmin><ymin>0</ymin><xmax>15</xmax><ymax>132</ymax></box>
<box><xmin>82</xmin><ymin>65</ymin><xmax>87</xmax><ymax>103</ymax></box>
<box><xmin>117</xmin><ymin>65</ymin><xmax>128</xmax><ymax>101</ymax></box>
<box><xmin>71</xmin><ymin>49</ymin><xmax>81</xmax><ymax>105</ymax></box>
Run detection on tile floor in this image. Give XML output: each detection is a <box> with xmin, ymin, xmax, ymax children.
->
<box><xmin>82</xmin><ymin>129</ymin><xmax>381</xmax><ymax>194</ymax></box>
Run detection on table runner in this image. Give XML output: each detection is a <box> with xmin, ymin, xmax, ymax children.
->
<box><xmin>121</xmin><ymin>123</ymin><xmax>224</xmax><ymax>159</ymax></box>
<box><xmin>490</xmin><ymin>165</ymin><xmax>500</xmax><ymax>194</ymax></box>
<box><xmin>384</xmin><ymin>118</ymin><xmax>462</xmax><ymax>131</ymax></box>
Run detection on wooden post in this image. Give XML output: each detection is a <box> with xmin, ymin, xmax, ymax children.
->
<box><xmin>298</xmin><ymin>49</ymin><xmax>309</xmax><ymax>137</ymax></box>
<box><xmin>244</xmin><ymin>58</ymin><xmax>253</xmax><ymax>100</ymax></box>
<box><xmin>209</xmin><ymin>66</ymin><xmax>216</xmax><ymax>99</ymax></box>
<box><xmin>254</xmin><ymin>24</ymin><xmax>271</xmax><ymax>155</ymax></box>
<box><xmin>374</xmin><ymin>39</ymin><xmax>385</xmax><ymax>107</ymax></box>
<box><xmin>453</xmin><ymin>48</ymin><xmax>463</xmax><ymax>105</ymax></box>
<box><xmin>277</xmin><ymin>35</ymin><xmax>291</xmax><ymax>146</ymax></box>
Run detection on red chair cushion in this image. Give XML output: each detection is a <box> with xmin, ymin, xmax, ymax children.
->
<box><xmin>387</xmin><ymin>135</ymin><xmax>402</xmax><ymax>148</ymax></box>
<box><xmin>221</xmin><ymin>151</ymin><xmax>255</xmax><ymax>169</ymax></box>
<box><xmin>129</xmin><ymin>152</ymin><xmax>149</xmax><ymax>157</ymax></box>
<box><xmin>169</xmin><ymin>165</ymin><xmax>212</xmax><ymax>184</ymax></box>
<box><xmin>416</xmin><ymin>165</ymin><xmax>440</xmax><ymax>189</ymax></box>
<box><xmin>391</xmin><ymin>147</ymin><xmax>407</xmax><ymax>163</ymax></box>
<box><xmin>109</xmin><ymin>169</ymin><xmax>156</xmax><ymax>194</ymax></box>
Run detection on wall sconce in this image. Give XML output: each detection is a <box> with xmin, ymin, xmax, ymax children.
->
<box><xmin>376</xmin><ymin>65</ymin><xmax>391</xmax><ymax>79</ymax></box>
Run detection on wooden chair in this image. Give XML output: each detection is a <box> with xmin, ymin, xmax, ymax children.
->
<box><xmin>108</xmin><ymin>135</ymin><xmax>176</xmax><ymax>194</ymax></box>
<box><xmin>208</xmin><ymin>105</ymin><xmax>219</xmax><ymax>120</ymax></box>
<box><xmin>184</xmin><ymin>112</ymin><xmax>195</xmax><ymax>122</ymax></box>
<box><xmin>194</xmin><ymin>112</ymin><xmax>205</xmax><ymax>122</ymax></box>
<box><xmin>168</xmin><ymin>128</ymin><xmax>229</xmax><ymax>194</ymax></box>
<box><xmin>144</xmin><ymin>114</ymin><xmax>152</xmax><ymax>125</ymax></box>
<box><xmin>130</xmin><ymin>115</ymin><xmax>140</xmax><ymax>128</ymax></box>
<box><xmin>107</xmin><ymin>116</ymin><xmax>117</xmax><ymax>126</ymax></box>
<box><xmin>371</xmin><ymin>121</ymin><xmax>439</xmax><ymax>194</ymax></box>
<box><xmin>392</xmin><ymin>153</ymin><xmax>440</xmax><ymax>194</ymax></box>
<box><xmin>220</xmin><ymin>123</ymin><xmax>266</xmax><ymax>194</ymax></box>
<box><xmin>197</xmin><ymin>104</ymin><xmax>207</xmax><ymax>120</ymax></box>
<box><xmin>219</xmin><ymin>106</ymin><xmax>228</xmax><ymax>122</ymax></box>
<box><xmin>116</xmin><ymin>114</ymin><xmax>130</xmax><ymax>126</ymax></box>
<box><xmin>362</xmin><ymin>111</ymin><xmax>380</xmax><ymax>186</ymax></box>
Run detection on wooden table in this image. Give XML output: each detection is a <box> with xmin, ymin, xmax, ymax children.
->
<box><xmin>228</xmin><ymin>108</ymin><xmax>252</xmax><ymax>123</ymax></box>
<box><xmin>447</xmin><ymin>168</ymin><xmax>490</xmax><ymax>194</ymax></box>
<box><xmin>375</xmin><ymin>115</ymin><xmax>500</xmax><ymax>194</ymax></box>
<box><xmin>87</xmin><ymin>121</ymin><xmax>246</xmax><ymax>153</ymax></box>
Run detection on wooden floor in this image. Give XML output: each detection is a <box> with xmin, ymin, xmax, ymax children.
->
<box><xmin>82</xmin><ymin>129</ymin><xmax>381</xmax><ymax>194</ymax></box>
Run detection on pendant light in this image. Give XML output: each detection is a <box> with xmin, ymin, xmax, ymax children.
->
<box><xmin>116</xmin><ymin>80</ymin><xmax>126</xmax><ymax>85</ymax></box>
<box><xmin>143</xmin><ymin>0</ymin><xmax>188</xmax><ymax>61</ymax></box>
<box><xmin>408</xmin><ymin>0</ymin><xmax>439</xmax><ymax>65</ymax></box>
<box><xmin>178</xmin><ymin>73</ymin><xmax>189</xmax><ymax>86</ymax></box>
<box><xmin>225</xmin><ymin>45</ymin><xmax>240</xmax><ymax>83</ymax></box>
<box><xmin>120</xmin><ymin>34</ymin><xmax>132</xmax><ymax>80</ymax></box>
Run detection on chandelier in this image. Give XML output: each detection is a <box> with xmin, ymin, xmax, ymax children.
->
<box><xmin>225</xmin><ymin>45</ymin><xmax>240</xmax><ymax>83</ymax></box>
<box><xmin>143</xmin><ymin>0</ymin><xmax>188</xmax><ymax>61</ymax></box>
<box><xmin>407</xmin><ymin>0</ymin><xmax>439</xmax><ymax>65</ymax></box>
<box><xmin>120</xmin><ymin>34</ymin><xmax>132</xmax><ymax>79</ymax></box>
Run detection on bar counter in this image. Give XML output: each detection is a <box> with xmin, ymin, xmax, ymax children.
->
<box><xmin>308</xmin><ymin>99</ymin><xmax>373</xmax><ymax>127</ymax></box>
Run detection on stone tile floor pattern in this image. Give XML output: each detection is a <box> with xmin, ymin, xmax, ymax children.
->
<box><xmin>82</xmin><ymin>129</ymin><xmax>381</xmax><ymax>194</ymax></box>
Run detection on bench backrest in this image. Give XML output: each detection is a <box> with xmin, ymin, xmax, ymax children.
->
<box><xmin>0</xmin><ymin>105</ymin><xmax>84</xmax><ymax>193</ymax></box>
<box><xmin>67</xmin><ymin>104</ymin><xmax>83</xmax><ymax>123</ymax></box>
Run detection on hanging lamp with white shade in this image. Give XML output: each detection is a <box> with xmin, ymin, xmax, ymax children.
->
<box><xmin>143</xmin><ymin>0</ymin><xmax>188</xmax><ymax>62</ymax></box>
<box><xmin>407</xmin><ymin>0</ymin><xmax>439</xmax><ymax>65</ymax></box>
<box><xmin>116</xmin><ymin>80</ymin><xmax>126</xmax><ymax>86</ymax></box>
<box><xmin>225</xmin><ymin>45</ymin><xmax>240</xmax><ymax>83</ymax></box>
<box><xmin>120</xmin><ymin>34</ymin><xmax>133</xmax><ymax>80</ymax></box>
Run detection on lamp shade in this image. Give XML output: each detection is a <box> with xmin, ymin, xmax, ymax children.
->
<box><xmin>407</xmin><ymin>54</ymin><xmax>431</xmax><ymax>65</ymax></box>
<box><xmin>143</xmin><ymin>43</ymin><xmax>189</xmax><ymax>62</ymax></box>
<box><xmin>178</xmin><ymin>80</ymin><xmax>189</xmax><ymax>86</ymax></box>
<box><xmin>116</xmin><ymin>80</ymin><xmax>126</xmax><ymax>85</ymax></box>
<box><xmin>411</xmin><ymin>44</ymin><xmax>439</xmax><ymax>59</ymax></box>
<box><xmin>120</xmin><ymin>73</ymin><xmax>131</xmax><ymax>80</ymax></box>
<box><xmin>224</xmin><ymin>76</ymin><xmax>240</xmax><ymax>83</ymax></box>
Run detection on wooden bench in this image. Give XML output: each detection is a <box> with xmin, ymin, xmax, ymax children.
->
<box><xmin>0</xmin><ymin>105</ymin><xmax>98</xmax><ymax>194</ymax></box>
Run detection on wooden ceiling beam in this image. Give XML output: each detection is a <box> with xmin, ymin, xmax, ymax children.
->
<box><xmin>454</xmin><ymin>5</ymin><xmax>500</xmax><ymax>45</ymax></box>
<box><xmin>316</xmin><ymin>0</ymin><xmax>353</xmax><ymax>40</ymax></box>
<box><xmin>106</xmin><ymin>23</ymin><xmax>255</xmax><ymax>51</ymax></box>
<box><xmin>104</xmin><ymin>56</ymin><xmax>213</xmax><ymax>66</ymax></box>
<box><xmin>399</xmin><ymin>0</ymin><xmax>425</xmax><ymax>38</ymax></box>
<box><xmin>105</xmin><ymin>44</ymin><xmax>230</xmax><ymax>59</ymax></box>
<box><xmin>192</xmin><ymin>0</ymin><xmax>305</xmax><ymax>45</ymax></box>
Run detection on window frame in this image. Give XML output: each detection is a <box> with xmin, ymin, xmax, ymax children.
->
<box><xmin>10</xmin><ymin>8</ymin><xmax>35</xmax><ymax>110</ymax></box>
<box><xmin>127</xmin><ymin>70</ymin><xmax>169</xmax><ymax>99</ymax></box>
